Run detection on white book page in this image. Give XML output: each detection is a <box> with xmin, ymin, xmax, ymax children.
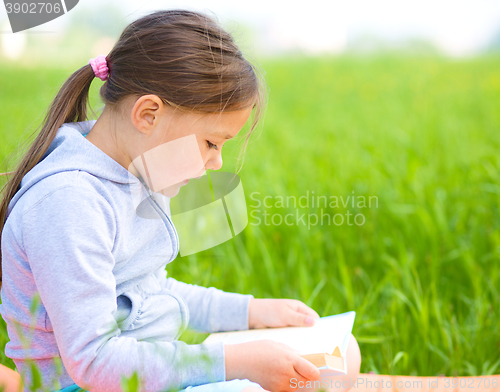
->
<box><xmin>204</xmin><ymin>311</ymin><xmax>355</xmax><ymax>356</ymax></box>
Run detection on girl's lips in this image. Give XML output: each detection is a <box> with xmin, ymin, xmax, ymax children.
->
<box><xmin>181</xmin><ymin>173</ymin><xmax>204</xmax><ymax>184</ymax></box>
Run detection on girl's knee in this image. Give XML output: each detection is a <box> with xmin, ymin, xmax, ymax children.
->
<box><xmin>346</xmin><ymin>333</ymin><xmax>361</xmax><ymax>378</ymax></box>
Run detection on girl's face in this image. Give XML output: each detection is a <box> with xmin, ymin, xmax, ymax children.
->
<box><xmin>128</xmin><ymin>95</ymin><xmax>254</xmax><ymax>197</ymax></box>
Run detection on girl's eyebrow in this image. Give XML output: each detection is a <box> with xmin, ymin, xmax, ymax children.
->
<box><xmin>211</xmin><ymin>131</ymin><xmax>234</xmax><ymax>140</ymax></box>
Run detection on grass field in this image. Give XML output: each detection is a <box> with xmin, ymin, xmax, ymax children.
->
<box><xmin>1</xmin><ymin>52</ymin><xmax>500</xmax><ymax>380</ymax></box>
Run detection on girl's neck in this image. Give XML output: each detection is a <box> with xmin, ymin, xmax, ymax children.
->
<box><xmin>85</xmin><ymin>107</ymin><xmax>140</xmax><ymax>179</ymax></box>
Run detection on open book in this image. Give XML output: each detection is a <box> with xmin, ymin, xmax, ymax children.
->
<box><xmin>203</xmin><ymin>311</ymin><xmax>356</xmax><ymax>376</ymax></box>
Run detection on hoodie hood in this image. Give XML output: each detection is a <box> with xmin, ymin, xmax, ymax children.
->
<box><xmin>7</xmin><ymin>120</ymin><xmax>141</xmax><ymax>218</ymax></box>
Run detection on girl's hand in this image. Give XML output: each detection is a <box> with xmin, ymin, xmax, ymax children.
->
<box><xmin>225</xmin><ymin>339</ymin><xmax>321</xmax><ymax>392</ymax></box>
<box><xmin>248</xmin><ymin>298</ymin><xmax>320</xmax><ymax>329</ymax></box>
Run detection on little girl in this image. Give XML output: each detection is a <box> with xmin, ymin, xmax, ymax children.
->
<box><xmin>0</xmin><ymin>9</ymin><xmax>360</xmax><ymax>392</ymax></box>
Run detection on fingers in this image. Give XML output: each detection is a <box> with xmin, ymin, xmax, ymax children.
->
<box><xmin>289</xmin><ymin>307</ymin><xmax>320</xmax><ymax>327</ymax></box>
<box><xmin>285</xmin><ymin>300</ymin><xmax>321</xmax><ymax>326</ymax></box>
<box><xmin>293</xmin><ymin>356</ymin><xmax>321</xmax><ymax>382</ymax></box>
<box><xmin>294</xmin><ymin>300</ymin><xmax>321</xmax><ymax>319</ymax></box>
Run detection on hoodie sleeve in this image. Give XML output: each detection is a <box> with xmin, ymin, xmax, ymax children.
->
<box><xmin>22</xmin><ymin>185</ymin><xmax>227</xmax><ymax>392</ymax></box>
<box><xmin>154</xmin><ymin>266</ymin><xmax>254</xmax><ymax>334</ymax></box>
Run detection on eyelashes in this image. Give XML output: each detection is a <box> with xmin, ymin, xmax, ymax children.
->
<box><xmin>207</xmin><ymin>140</ymin><xmax>218</xmax><ymax>150</ymax></box>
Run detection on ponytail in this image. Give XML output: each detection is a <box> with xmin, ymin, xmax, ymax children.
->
<box><xmin>0</xmin><ymin>63</ymin><xmax>98</xmax><ymax>288</ymax></box>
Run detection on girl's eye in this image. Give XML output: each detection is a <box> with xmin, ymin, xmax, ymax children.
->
<box><xmin>207</xmin><ymin>141</ymin><xmax>218</xmax><ymax>150</ymax></box>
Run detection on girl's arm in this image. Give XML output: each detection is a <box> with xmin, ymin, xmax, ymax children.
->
<box><xmin>154</xmin><ymin>266</ymin><xmax>254</xmax><ymax>333</ymax></box>
<box><xmin>22</xmin><ymin>183</ymin><xmax>228</xmax><ymax>392</ymax></box>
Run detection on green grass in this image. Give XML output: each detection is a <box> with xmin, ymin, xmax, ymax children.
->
<box><xmin>1</xmin><ymin>52</ymin><xmax>500</xmax><ymax>382</ymax></box>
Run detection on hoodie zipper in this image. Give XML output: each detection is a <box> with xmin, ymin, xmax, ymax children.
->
<box><xmin>149</xmin><ymin>189</ymin><xmax>180</xmax><ymax>260</ymax></box>
<box><xmin>144</xmin><ymin>192</ymin><xmax>190</xmax><ymax>329</ymax></box>
<box><xmin>138</xmin><ymin>177</ymin><xmax>180</xmax><ymax>260</ymax></box>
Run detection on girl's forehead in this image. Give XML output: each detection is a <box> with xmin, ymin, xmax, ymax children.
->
<box><xmin>182</xmin><ymin>107</ymin><xmax>252</xmax><ymax>133</ymax></box>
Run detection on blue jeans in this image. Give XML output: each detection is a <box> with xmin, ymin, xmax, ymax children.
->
<box><xmin>54</xmin><ymin>385</ymin><xmax>85</xmax><ymax>392</ymax></box>
<box><xmin>178</xmin><ymin>379</ymin><xmax>263</xmax><ymax>392</ymax></box>
<box><xmin>54</xmin><ymin>379</ymin><xmax>263</xmax><ymax>392</ymax></box>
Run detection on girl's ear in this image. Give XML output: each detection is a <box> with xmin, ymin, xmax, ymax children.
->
<box><xmin>130</xmin><ymin>94</ymin><xmax>164</xmax><ymax>136</ymax></box>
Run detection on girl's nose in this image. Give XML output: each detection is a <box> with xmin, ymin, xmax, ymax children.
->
<box><xmin>205</xmin><ymin>152</ymin><xmax>223</xmax><ymax>171</ymax></box>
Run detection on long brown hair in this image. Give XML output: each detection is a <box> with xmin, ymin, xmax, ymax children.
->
<box><xmin>0</xmin><ymin>9</ymin><xmax>268</xmax><ymax>286</ymax></box>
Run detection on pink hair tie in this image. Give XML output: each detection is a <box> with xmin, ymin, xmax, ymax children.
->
<box><xmin>89</xmin><ymin>54</ymin><xmax>109</xmax><ymax>81</ymax></box>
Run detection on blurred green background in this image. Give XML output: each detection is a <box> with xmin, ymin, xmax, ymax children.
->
<box><xmin>1</xmin><ymin>50</ymin><xmax>499</xmax><ymax>379</ymax></box>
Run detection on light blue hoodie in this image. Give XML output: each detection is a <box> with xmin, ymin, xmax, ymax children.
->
<box><xmin>0</xmin><ymin>120</ymin><xmax>254</xmax><ymax>392</ymax></box>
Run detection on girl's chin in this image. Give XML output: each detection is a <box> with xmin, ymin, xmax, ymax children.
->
<box><xmin>160</xmin><ymin>183</ymin><xmax>184</xmax><ymax>198</ymax></box>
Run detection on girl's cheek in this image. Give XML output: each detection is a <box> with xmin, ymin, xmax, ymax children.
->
<box><xmin>196</xmin><ymin>141</ymin><xmax>207</xmax><ymax>157</ymax></box>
